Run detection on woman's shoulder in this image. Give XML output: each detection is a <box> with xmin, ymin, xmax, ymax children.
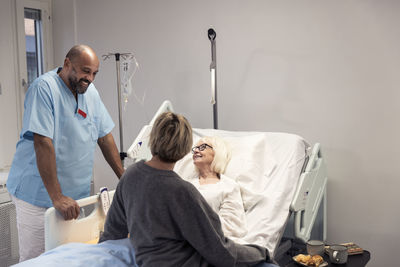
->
<box><xmin>220</xmin><ymin>175</ymin><xmax>240</xmax><ymax>187</ymax></box>
<box><xmin>218</xmin><ymin>175</ymin><xmax>241</xmax><ymax>195</ymax></box>
<box><xmin>121</xmin><ymin>161</ymin><xmax>143</xmax><ymax>178</ymax></box>
<box><xmin>120</xmin><ymin>161</ymin><xmax>196</xmax><ymax>194</ymax></box>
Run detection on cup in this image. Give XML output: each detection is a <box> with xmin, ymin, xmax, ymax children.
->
<box><xmin>328</xmin><ymin>245</ymin><xmax>348</xmax><ymax>264</ymax></box>
<box><xmin>306</xmin><ymin>240</ymin><xmax>325</xmax><ymax>256</ymax></box>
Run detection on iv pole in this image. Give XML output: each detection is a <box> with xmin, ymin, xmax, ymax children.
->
<box><xmin>102</xmin><ymin>52</ymin><xmax>133</xmax><ymax>166</ymax></box>
<box><xmin>208</xmin><ymin>28</ymin><xmax>218</xmax><ymax>130</ymax></box>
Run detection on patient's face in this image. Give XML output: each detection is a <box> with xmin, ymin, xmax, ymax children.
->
<box><xmin>192</xmin><ymin>141</ymin><xmax>215</xmax><ymax>168</ymax></box>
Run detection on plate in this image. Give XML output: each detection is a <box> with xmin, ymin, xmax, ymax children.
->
<box><xmin>292</xmin><ymin>256</ymin><xmax>328</xmax><ymax>267</ymax></box>
<box><xmin>325</xmin><ymin>242</ymin><xmax>364</xmax><ymax>255</ymax></box>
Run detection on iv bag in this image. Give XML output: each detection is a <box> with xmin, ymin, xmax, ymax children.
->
<box><xmin>120</xmin><ymin>55</ymin><xmax>139</xmax><ymax>107</ymax></box>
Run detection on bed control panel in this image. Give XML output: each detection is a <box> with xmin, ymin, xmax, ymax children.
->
<box><xmin>100</xmin><ymin>187</ymin><xmax>111</xmax><ymax>216</ymax></box>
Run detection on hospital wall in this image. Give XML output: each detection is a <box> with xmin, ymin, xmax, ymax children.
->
<box><xmin>0</xmin><ymin>0</ymin><xmax>20</xmax><ymax>171</ymax></box>
<box><xmin>44</xmin><ymin>0</ymin><xmax>400</xmax><ymax>266</ymax></box>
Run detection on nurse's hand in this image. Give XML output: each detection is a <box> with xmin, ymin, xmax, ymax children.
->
<box><xmin>53</xmin><ymin>195</ymin><xmax>81</xmax><ymax>220</ymax></box>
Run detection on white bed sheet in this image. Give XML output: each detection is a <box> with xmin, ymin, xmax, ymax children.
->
<box><xmin>174</xmin><ymin>128</ymin><xmax>309</xmax><ymax>256</ymax></box>
<box><xmin>13</xmin><ymin>238</ymin><xmax>137</xmax><ymax>267</ymax></box>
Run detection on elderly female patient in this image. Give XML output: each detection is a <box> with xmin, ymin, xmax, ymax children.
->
<box><xmin>100</xmin><ymin>112</ymin><xmax>276</xmax><ymax>267</ymax></box>
<box><xmin>191</xmin><ymin>136</ymin><xmax>247</xmax><ymax>243</ymax></box>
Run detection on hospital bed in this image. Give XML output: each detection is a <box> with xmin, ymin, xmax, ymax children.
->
<box><xmin>41</xmin><ymin>100</ymin><xmax>327</xmax><ymax>265</ymax></box>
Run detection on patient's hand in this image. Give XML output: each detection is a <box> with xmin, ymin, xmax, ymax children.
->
<box><xmin>53</xmin><ymin>195</ymin><xmax>80</xmax><ymax>220</ymax></box>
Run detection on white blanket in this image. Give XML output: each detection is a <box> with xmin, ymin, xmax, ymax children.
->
<box><xmin>174</xmin><ymin>128</ymin><xmax>309</xmax><ymax>256</ymax></box>
<box><xmin>12</xmin><ymin>238</ymin><xmax>137</xmax><ymax>267</ymax></box>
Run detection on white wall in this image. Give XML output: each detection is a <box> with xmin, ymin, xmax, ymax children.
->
<box><xmin>0</xmin><ymin>0</ymin><xmax>20</xmax><ymax>170</ymax></box>
<box><xmin>52</xmin><ymin>1</ymin><xmax>400</xmax><ymax>266</ymax></box>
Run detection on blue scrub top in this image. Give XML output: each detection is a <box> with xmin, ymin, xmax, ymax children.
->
<box><xmin>7</xmin><ymin>68</ymin><xmax>114</xmax><ymax>208</ymax></box>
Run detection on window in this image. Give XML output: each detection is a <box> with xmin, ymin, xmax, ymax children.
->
<box><xmin>15</xmin><ymin>0</ymin><xmax>53</xmax><ymax>128</ymax></box>
<box><xmin>24</xmin><ymin>8</ymin><xmax>44</xmax><ymax>86</ymax></box>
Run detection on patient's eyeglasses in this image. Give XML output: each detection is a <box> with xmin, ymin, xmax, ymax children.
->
<box><xmin>191</xmin><ymin>143</ymin><xmax>213</xmax><ymax>153</ymax></box>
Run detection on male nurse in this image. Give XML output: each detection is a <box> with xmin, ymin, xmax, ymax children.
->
<box><xmin>7</xmin><ymin>44</ymin><xmax>124</xmax><ymax>261</ymax></box>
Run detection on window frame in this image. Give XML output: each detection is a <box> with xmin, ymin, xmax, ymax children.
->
<box><xmin>15</xmin><ymin>0</ymin><xmax>53</xmax><ymax>130</ymax></box>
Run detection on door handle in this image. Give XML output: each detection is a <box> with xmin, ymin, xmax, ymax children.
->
<box><xmin>22</xmin><ymin>78</ymin><xmax>28</xmax><ymax>93</ymax></box>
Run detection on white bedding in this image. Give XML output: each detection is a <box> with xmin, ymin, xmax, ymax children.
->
<box><xmin>174</xmin><ymin>128</ymin><xmax>309</xmax><ymax>256</ymax></box>
<box><xmin>13</xmin><ymin>238</ymin><xmax>137</xmax><ymax>267</ymax></box>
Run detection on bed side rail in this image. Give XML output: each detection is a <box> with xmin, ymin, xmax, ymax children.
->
<box><xmin>126</xmin><ymin>125</ymin><xmax>153</xmax><ymax>161</ymax></box>
<box><xmin>127</xmin><ymin>100</ymin><xmax>174</xmax><ymax>161</ymax></box>
<box><xmin>149</xmin><ymin>100</ymin><xmax>174</xmax><ymax>125</ymax></box>
<box><xmin>44</xmin><ymin>190</ymin><xmax>115</xmax><ymax>251</ymax></box>
<box><xmin>290</xmin><ymin>143</ymin><xmax>327</xmax><ymax>242</ymax></box>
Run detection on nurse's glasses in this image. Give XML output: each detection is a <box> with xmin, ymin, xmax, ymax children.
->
<box><xmin>191</xmin><ymin>143</ymin><xmax>213</xmax><ymax>153</ymax></box>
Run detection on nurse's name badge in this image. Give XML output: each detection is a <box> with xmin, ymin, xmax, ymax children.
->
<box><xmin>78</xmin><ymin>109</ymin><xmax>87</xmax><ymax>118</ymax></box>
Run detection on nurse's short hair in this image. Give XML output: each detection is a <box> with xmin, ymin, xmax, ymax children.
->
<box><xmin>66</xmin><ymin>44</ymin><xmax>93</xmax><ymax>62</ymax></box>
<box><xmin>197</xmin><ymin>136</ymin><xmax>232</xmax><ymax>175</ymax></box>
<box><xmin>149</xmin><ymin>112</ymin><xmax>193</xmax><ymax>163</ymax></box>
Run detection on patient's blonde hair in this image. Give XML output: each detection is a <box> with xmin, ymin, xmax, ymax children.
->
<box><xmin>197</xmin><ymin>136</ymin><xmax>232</xmax><ymax>175</ymax></box>
<box><xmin>149</xmin><ymin>112</ymin><xmax>193</xmax><ymax>163</ymax></box>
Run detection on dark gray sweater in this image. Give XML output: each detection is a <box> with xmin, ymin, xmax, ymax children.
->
<box><xmin>100</xmin><ymin>161</ymin><xmax>269</xmax><ymax>267</ymax></box>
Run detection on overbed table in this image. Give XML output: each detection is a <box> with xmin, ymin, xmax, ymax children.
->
<box><xmin>276</xmin><ymin>241</ymin><xmax>370</xmax><ymax>267</ymax></box>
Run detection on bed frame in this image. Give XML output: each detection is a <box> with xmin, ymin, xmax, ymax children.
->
<box><xmin>45</xmin><ymin>100</ymin><xmax>328</xmax><ymax>257</ymax></box>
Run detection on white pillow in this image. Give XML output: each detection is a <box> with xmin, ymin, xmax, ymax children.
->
<box><xmin>174</xmin><ymin>129</ymin><xmax>277</xmax><ymax>213</ymax></box>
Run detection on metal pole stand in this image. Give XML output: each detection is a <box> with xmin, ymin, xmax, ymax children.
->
<box><xmin>208</xmin><ymin>28</ymin><xmax>218</xmax><ymax>129</ymax></box>
<box><xmin>102</xmin><ymin>52</ymin><xmax>133</xmax><ymax>166</ymax></box>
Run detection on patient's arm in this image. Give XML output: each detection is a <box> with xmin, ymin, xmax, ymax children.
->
<box><xmin>218</xmin><ymin>176</ymin><xmax>248</xmax><ymax>241</ymax></box>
